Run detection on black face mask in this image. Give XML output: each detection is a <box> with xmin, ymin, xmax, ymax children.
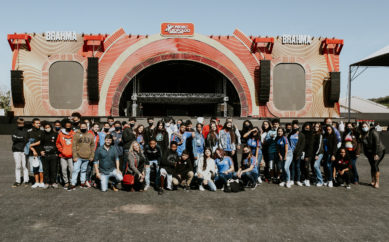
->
<box><xmin>18</xmin><ymin>126</ymin><xmax>24</xmax><ymax>130</ymax></box>
<box><xmin>345</xmin><ymin>127</ymin><xmax>351</xmax><ymax>133</ymax></box>
<box><xmin>130</xmin><ymin>123</ymin><xmax>135</xmax><ymax>128</ymax></box>
<box><xmin>115</xmin><ymin>126</ymin><xmax>121</xmax><ymax>131</ymax></box>
<box><xmin>65</xmin><ymin>128</ymin><xmax>72</xmax><ymax>132</ymax></box>
<box><xmin>242</xmin><ymin>152</ymin><xmax>250</xmax><ymax>159</ymax></box>
<box><xmin>148</xmin><ymin>122</ymin><xmax>153</xmax><ymax>127</ymax></box>
<box><xmin>104</xmin><ymin>128</ymin><xmax>110</xmax><ymax>133</ymax></box>
<box><xmin>80</xmin><ymin>129</ymin><xmax>87</xmax><ymax>133</ymax></box>
<box><xmin>55</xmin><ymin>127</ymin><xmax>61</xmax><ymax>131</ymax></box>
<box><xmin>286</xmin><ymin>128</ymin><xmax>291</xmax><ymax>133</ymax></box>
<box><xmin>292</xmin><ymin>128</ymin><xmax>299</xmax><ymax>134</ymax></box>
<box><xmin>73</xmin><ymin>121</ymin><xmax>80</xmax><ymax>126</ymax></box>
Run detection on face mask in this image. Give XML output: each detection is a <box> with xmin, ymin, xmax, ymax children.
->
<box><xmin>18</xmin><ymin>126</ymin><xmax>24</xmax><ymax>130</ymax></box>
<box><xmin>115</xmin><ymin>126</ymin><xmax>121</xmax><ymax>131</ymax></box>
<box><xmin>286</xmin><ymin>129</ymin><xmax>291</xmax><ymax>133</ymax></box>
<box><xmin>362</xmin><ymin>127</ymin><xmax>369</xmax><ymax>132</ymax></box>
<box><xmin>109</xmin><ymin>122</ymin><xmax>114</xmax><ymax>126</ymax></box>
<box><xmin>45</xmin><ymin>128</ymin><xmax>51</xmax><ymax>133</ymax></box>
<box><xmin>73</xmin><ymin>121</ymin><xmax>80</xmax><ymax>126</ymax></box>
<box><xmin>55</xmin><ymin>127</ymin><xmax>61</xmax><ymax>131</ymax></box>
<box><xmin>130</xmin><ymin>123</ymin><xmax>135</xmax><ymax>128</ymax></box>
<box><xmin>104</xmin><ymin>128</ymin><xmax>110</xmax><ymax>133</ymax></box>
<box><xmin>80</xmin><ymin>128</ymin><xmax>87</xmax><ymax>133</ymax></box>
<box><xmin>148</xmin><ymin>122</ymin><xmax>153</xmax><ymax>126</ymax></box>
<box><xmin>166</xmin><ymin>123</ymin><xmax>171</xmax><ymax>127</ymax></box>
<box><xmin>65</xmin><ymin>128</ymin><xmax>72</xmax><ymax>132</ymax></box>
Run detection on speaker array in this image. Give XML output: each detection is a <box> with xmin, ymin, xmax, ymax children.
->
<box><xmin>87</xmin><ymin>57</ymin><xmax>99</xmax><ymax>102</ymax></box>
<box><xmin>258</xmin><ymin>60</ymin><xmax>270</xmax><ymax>103</ymax></box>
<box><xmin>10</xmin><ymin>70</ymin><xmax>24</xmax><ymax>105</ymax></box>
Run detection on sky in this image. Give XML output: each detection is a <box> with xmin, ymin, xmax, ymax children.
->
<box><xmin>0</xmin><ymin>0</ymin><xmax>388</xmax><ymax>99</ymax></box>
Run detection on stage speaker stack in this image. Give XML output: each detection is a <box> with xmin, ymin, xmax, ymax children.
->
<box><xmin>87</xmin><ymin>57</ymin><xmax>99</xmax><ymax>102</ymax></box>
<box><xmin>328</xmin><ymin>72</ymin><xmax>340</xmax><ymax>104</ymax></box>
<box><xmin>10</xmin><ymin>70</ymin><xmax>24</xmax><ymax>106</ymax></box>
<box><xmin>258</xmin><ymin>60</ymin><xmax>271</xmax><ymax>103</ymax></box>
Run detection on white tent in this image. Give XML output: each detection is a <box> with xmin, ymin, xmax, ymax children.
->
<box><xmin>339</xmin><ymin>96</ymin><xmax>389</xmax><ymax>113</ymax></box>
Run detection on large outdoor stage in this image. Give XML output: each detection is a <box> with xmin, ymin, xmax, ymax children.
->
<box><xmin>8</xmin><ymin>23</ymin><xmax>343</xmax><ymax>117</ymax></box>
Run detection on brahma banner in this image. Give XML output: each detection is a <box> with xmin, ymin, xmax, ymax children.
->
<box><xmin>161</xmin><ymin>23</ymin><xmax>194</xmax><ymax>36</ymax></box>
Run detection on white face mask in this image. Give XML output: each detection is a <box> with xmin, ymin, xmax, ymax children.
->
<box><xmin>362</xmin><ymin>127</ymin><xmax>369</xmax><ymax>132</ymax></box>
<box><xmin>45</xmin><ymin>128</ymin><xmax>51</xmax><ymax>133</ymax></box>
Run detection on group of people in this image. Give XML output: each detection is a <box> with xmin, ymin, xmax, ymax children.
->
<box><xmin>11</xmin><ymin>113</ymin><xmax>385</xmax><ymax>194</ymax></box>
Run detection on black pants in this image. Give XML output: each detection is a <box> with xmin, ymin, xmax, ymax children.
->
<box><xmin>301</xmin><ymin>157</ymin><xmax>311</xmax><ymax>180</ymax></box>
<box><xmin>337</xmin><ymin>171</ymin><xmax>351</xmax><ymax>185</ymax></box>
<box><xmin>367</xmin><ymin>151</ymin><xmax>385</xmax><ymax>176</ymax></box>
<box><xmin>42</xmin><ymin>155</ymin><xmax>58</xmax><ymax>184</ymax></box>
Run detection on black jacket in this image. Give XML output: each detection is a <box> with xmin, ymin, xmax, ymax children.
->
<box><xmin>288</xmin><ymin>131</ymin><xmax>305</xmax><ymax>159</ymax></box>
<box><xmin>153</xmin><ymin>131</ymin><xmax>169</xmax><ymax>154</ymax></box>
<box><xmin>27</xmin><ymin>127</ymin><xmax>43</xmax><ymax>155</ymax></box>
<box><xmin>144</xmin><ymin>145</ymin><xmax>162</xmax><ymax>164</ymax></box>
<box><xmin>12</xmin><ymin>127</ymin><xmax>27</xmax><ymax>152</ymax></box>
<box><xmin>362</xmin><ymin>128</ymin><xmax>386</xmax><ymax>157</ymax></box>
<box><xmin>324</xmin><ymin>133</ymin><xmax>338</xmax><ymax>156</ymax></box>
<box><xmin>40</xmin><ymin>131</ymin><xmax>58</xmax><ymax>155</ymax></box>
<box><xmin>122</xmin><ymin>127</ymin><xmax>136</xmax><ymax>150</ymax></box>
<box><xmin>144</xmin><ymin>126</ymin><xmax>155</xmax><ymax>145</ymax></box>
<box><xmin>312</xmin><ymin>133</ymin><xmax>324</xmax><ymax>156</ymax></box>
<box><xmin>174</xmin><ymin>157</ymin><xmax>193</xmax><ymax>179</ymax></box>
<box><xmin>302</xmin><ymin>130</ymin><xmax>314</xmax><ymax>158</ymax></box>
<box><xmin>161</xmin><ymin>149</ymin><xmax>179</xmax><ymax>174</ymax></box>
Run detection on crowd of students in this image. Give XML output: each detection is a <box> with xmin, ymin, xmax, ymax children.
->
<box><xmin>11</xmin><ymin>112</ymin><xmax>386</xmax><ymax>194</ymax></box>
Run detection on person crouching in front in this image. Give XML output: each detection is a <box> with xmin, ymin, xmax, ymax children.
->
<box><xmin>335</xmin><ymin>147</ymin><xmax>352</xmax><ymax>189</ymax></box>
<box><xmin>172</xmin><ymin>150</ymin><xmax>194</xmax><ymax>191</ymax></box>
<box><xmin>94</xmin><ymin>134</ymin><xmax>123</xmax><ymax>192</ymax></box>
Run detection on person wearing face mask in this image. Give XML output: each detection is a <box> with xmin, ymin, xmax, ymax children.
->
<box><xmin>153</xmin><ymin>121</ymin><xmax>169</xmax><ymax>156</ymax></box>
<box><xmin>285</xmin><ymin>123</ymin><xmax>292</xmax><ymax>136</ymax></box>
<box><xmin>192</xmin><ymin>123</ymin><xmax>205</xmax><ymax>169</ymax></box>
<box><xmin>128</xmin><ymin>117</ymin><xmax>137</xmax><ymax>130</ymax></box>
<box><xmin>56</xmin><ymin>119</ymin><xmax>75</xmax><ymax>189</ymax></box>
<box><xmin>107</xmin><ymin>116</ymin><xmax>115</xmax><ymax>132</ymax></box>
<box><xmin>360</xmin><ymin>122</ymin><xmax>386</xmax><ymax>189</ymax></box>
<box><xmin>324</xmin><ymin>118</ymin><xmax>341</xmax><ymax>148</ymax></box>
<box><xmin>11</xmin><ymin>118</ymin><xmax>28</xmax><ymax>187</ymax></box>
<box><xmin>68</xmin><ymin>122</ymin><xmax>95</xmax><ymax>191</ymax></box>
<box><xmin>98</xmin><ymin>123</ymin><xmax>111</xmax><ymax>147</ymax></box>
<box><xmin>40</xmin><ymin>122</ymin><xmax>59</xmax><ymax>189</ymax></box>
<box><xmin>236</xmin><ymin>145</ymin><xmax>259</xmax><ymax>190</ymax></box>
<box><xmin>53</xmin><ymin>120</ymin><xmax>62</xmax><ymax>133</ymax></box>
<box><xmin>144</xmin><ymin>117</ymin><xmax>155</xmax><ymax>145</ymax></box>
<box><xmin>27</xmin><ymin>118</ymin><xmax>44</xmax><ymax>188</ymax></box>
<box><xmin>241</xmin><ymin>120</ymin><xmax>254</xmax><ymax>145</ymax></box>
<box><xmin>342</xmin><ymin>122</ymin><xmax>361</xmax><ymax>184</ymax></box>
<box><xmin>85</xmin><ymin>123</ymin><xmax>100</xmax><ymax>188</ymax></box>
<box><xmin>71</xmin><ymin>112</ymin><xmax>82</xmax><ymax>132</ymax></box>
<box><xmin>122</xmin><ymin>118</ymin><xmax>136</xmax><ymax>174</ymax></box>
<box><xmin>323</xmin><ymin>125</ymin><xmax>338</xmax><ymax>188</ymax></box>
<box><xmin>219</xmin><ymin>121</ymin><xmax>237</xmax><ymax>170</ymax></box>
<box><xmin>264</xmin><ymin>119</ymin><xmax>280</xmax><ymax>183</ymax></box>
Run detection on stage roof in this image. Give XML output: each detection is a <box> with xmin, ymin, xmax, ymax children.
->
<box><xmin>351</xmin><ymin>45</ymin><xmax>389</xmax><ymax>66</ymax></box>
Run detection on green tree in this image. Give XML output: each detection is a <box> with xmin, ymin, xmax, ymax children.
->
<box><xmin>0</xmin><ymin>87</ymin><xmax>11</xmax><ymax>113</ymax></box>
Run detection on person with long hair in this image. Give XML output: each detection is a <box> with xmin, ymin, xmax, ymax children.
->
<box><xmin>214</xmin><ymin>148</ymin><xmax>234</xmax><ymax>190</ymax></box>
<box><xmin>276</xmin><ymin>127</ymin><xmax>293</xmax><ymax>188</ymax></box>
<box><xmin>241</xmin><ymin>120</ymin><xmax>254</xmax><ymax>145</ymax></box>
<box><xmin>360</xmin><ymin>122</ymin><xmax>386</xmax><ymax>188</ymax></box>
<box><xmin>312</xmin><ymin>123</ymin><xmax>325</xmax><ymax>186</ymax></box>
<box><xmin>261</xmin><ymin>120</ymin><xmax>272</xmax><ymax>182</ymax></box>
<box><xmin>288</xmin><ymin>120</ymin><xmax>305</xmax><ymax>186</ymax></box>
<box><xmin>196</xmin><ymin>148</ymin><xmax>217</xmax><ymax>191</ymax></box>
<box><xmin>301</xmin><ymin>122</ymin><xmax>313</xmax><ymax>187</ymax></box>
<box><xmin>342</xmin><ymin>122</ymin><xmax>361</xmax><ymax>184</ymax></box>
<box><xmin>219</xmin><ymin>121</ymin><xmax>237</xmax><ymax>169</ymax></box>
<box><xmin>192</xmin><ymin>123</ymin><xmax>205</xmax><ymax>169</ymax></box>
<box><xmin>236</xmin><ymin>145</ymin><xmax>259</xmax><ymax>190</ymax></box>
<box><xmin>153</xmin><ymin>120</ymin><xmax>169</xmax><ymax>156</ymax></box>
<box><xmin>126</xmin><ymin>141</ymin><xmax>146</xmax><ymax>192</ymax></box>
<box><xmin>323</xmin><ymin>125</ymin><xmax>338</xmax><ymax>188</ymax></box>
<box><xmin>244</xmin><ymin>126</ymin><xmax>263</xmax><ymax>184</ymax></box>
<box><xmin>135</xmin><ymin>124</ymin><xmax>145</xmax><ymax>150</ymax></box>
<box><xmin>334</xmin><ymin>147</ymin><xmax>352</xmax><ymax>189</ymax></box>
<box><xmin>264</xmin><ymin>119</ymin><xmax>280</xmax><ymax>183</ymax></box>
<box><xmin>206</xmin><ymin>122</ymin><xmax>219</xmax><ymax>153</ymax></box>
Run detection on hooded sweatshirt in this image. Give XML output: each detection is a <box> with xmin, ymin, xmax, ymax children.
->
<box><xmin>56</xmin><ymin>128</ymin><xmax>75</xmax><ymax>158</ymax></box>
<box><xmin>72</xmin><ymin>130</ymin><xmax>95</xmax><ymax>161</ymax></box>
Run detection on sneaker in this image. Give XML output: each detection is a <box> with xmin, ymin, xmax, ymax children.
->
<box><xmin>80</xmin><ymin>183</ymin><xmax>88</xmax><ymax>189</ymax></box>
<box><xmin>24</xmin><ymin>182</ymin><xmax>29</xmax><ymax>187</ymax></box>
<box><xmin>304</xmin><ymin>180</ymin><xmax>310</xmax><ymax>187</ymax></box>
<box><xmin>63</xmin><ymin>183</ymin><xmax>70</xmax><ymax>190</ymax></box>
<box><xmin>39</xmin><ymin>183</ymin><xmax>45</xmax><ymax>188</ymax></box>
<box><xmin>279</xmin><ymin>182</ymin><xmax>285</xmax><ymax>187</ymax></box>
<box><xmin>85</xmin><ymin>181</ymin><xmax>92</xmax><ymax>188</ymax></box>
<box><xmin>43</xmin><ymin>184</ymin><xmax>50</xmax><ymax>189</ymax></box>
<box><xmin>286</xmin><ymin>181</ymin><xmax>292</xmax><ymax>188</ymax></box>
<box><xmin>340</xmin><ymin>183</ymin><xmax>345</xmax><ymax>187</ymax></box>
<box><xmin>184</xmin><ymin>186</ymin><xmax>190</xmax><ymax>191</ymax></box>
<box><xmin>12</xmin><ymin>182</ymin><xmax>21</xmax><ymax>188</ymax></box>
<box><xmin>346</xmin><ymin>185</ymin><xmax>351</xmax><ymax>189</ymax></box>
<box><xmin>67</xmin><ymin>185</ymin><xmax>76</xmax><ymax>191</ymax></box>
<box><xmin>296</xmin><ymin>181</ymin><xmax>303</xmax><ymax>187</ymax></box>
<box><xmin>316</xmin><ymin>182</ymin><xmax>324</xmax><ymax>187</ymax></box>
<box><xmin>112</xmin><ymin>186</ymin><xmax>119</xmax><ymax>192</ymax></box>
<box><xmin>290</xmin><ymin>181</ymin><xmax>295</xmax><ymax>186</ymax></box>
<box><xmin>144</xmin><ymin>184</ymin><xmax>150</xmax><ymax>191</ymax></box>
<box><xmin>250</xmin><ymin>183</ymin><xmax>257</xmax><ymax>190</ymax></box>
<box><xmin>52</xmin><ymin>183</ymin><xmax>58</xmax><ymax>189</ymax></box>
<box><xmin>257</xmin><ymin>177</ymin><xmax>263</xmax><ymax>184</ymax></box>
<box><xmin>328</xmin><ymin>181</ymin><xmax>333</xmax><ymax>188</ymax></box>
<box><xmin>199</xmin><ymin>185</ymin><xmax>205</xmax><ymax>191</ymax></box>
<box><xmin>158</xmin><ymin>188</ymin><xmax>164</xmax><ymax>195</ymax></box>
<box><xmin>31</xmin><ymin>183</ymin><xmax>40</xmax><ymax>189</ymax></box>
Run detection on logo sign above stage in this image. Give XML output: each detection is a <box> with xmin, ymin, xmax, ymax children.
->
<box><xmin>161</xmin><ymin>23</ymin><xmax>194</xmax><ymax>36</ymax></box>
<box><xmin>281</xmin><ymin>34</ymin><xmax>312</xmax><ymax>45</ymax></box>
<box><xmin>45</xmin><ymin>31</ymin><xmax>77</xmax><ymax>41</ymax></box>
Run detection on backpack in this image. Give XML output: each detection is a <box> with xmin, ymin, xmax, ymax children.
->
<box><xmin>225</xmin><ymin>179</ymin><xmax>244</xmax><ymax>193</ymax></box>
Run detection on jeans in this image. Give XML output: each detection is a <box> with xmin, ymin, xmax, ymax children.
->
<box><xmin>241</xmin><ymin>170</ymin><xmax>259</xmax><ymax>185</ymax></box>
<box><xmin>13</xmin><ymin>152</ymin><xmax>29</xmax><ymax>183</ymax></box>
<box><xmin>42</xmin><ymin>154</ymin><xmax>58</xmax><ymax>184</ymax></box>
<box><xmin>290</xmin><ymin>156</ymin><xmax>301</xmax><ymax>182</ymax></box>
<box><xmin>60</xmin><ymin>157</ymin><xmax>73</xmax><ymax>184</ymax></box>
<box><xmin>215</xmin><ymin>173</ymin><xmax>233</xmax><ymax>188</ymax></box>
<box><xmin>281</xmin><ymin>152</ymin><xmax>293</xmax><ymax>182</ymax></box>
<box><xmin>313</xmin><ymin>154</ymin><xmax>324</xmax><ymax>184</ymax></box>
<box><xmin>145</xmin><ymin>160</ymin><xmax>159</xmax><ymax>186</ymax></box>
<box><xmin>350</xmin><ymin>158</ymin><xmax>359</xmax><ymax>183</ymax></box>
<box><xmin>264</xmin><ymin>152</ymin><xmax>276</xmax><ymax>179</ymax></box>
<box><xmin>100</xmin><ymin>169</ymin><xmax>123</xmax><ymax>192</ymax></box>
<box><xmin>159</xmin><ymin>168</ymin><xmax>173</xmax><ymax>189</ymax></box>
<box><xmin>71</xmin><ymin>158</ymin><xmax>89</xmax><ymax>185</ymax></box>
<box><xmin>257</xmin><ymin>152</ymin><xmax>262</xmax><ymax>175</ymax></box>
<box><xmin>198</xmin><ymin>177</ymin><xmax>217</xmax><ymax>191</ymax></box>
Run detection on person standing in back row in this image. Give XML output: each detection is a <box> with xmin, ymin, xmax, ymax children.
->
<box><xmin>56</xmin><ymin>119</ymin><xmax>75</xmax><ymax>189</ymax></box>
<box><xmin>11</xmin><ymin>118</ymin><xmax>28</xmax><ymax>187</ymax></box>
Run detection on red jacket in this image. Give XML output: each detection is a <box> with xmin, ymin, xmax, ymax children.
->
<box><xmin>202</xmin><ymin>124</ymin><xmax>222</xmax><ymax>139</ymax></box>
<box><xmin>56</xmin><ymin>129</ymin><xmax>75</xmax><ymax>158</ymax></box>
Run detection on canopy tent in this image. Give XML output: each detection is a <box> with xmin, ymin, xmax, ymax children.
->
<box><xmin>347</xmin><ymin>44</ymin><xmax>389</xmax><ymax>121</ymax></box>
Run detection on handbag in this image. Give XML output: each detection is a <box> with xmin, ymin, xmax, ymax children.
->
<box><xmin>122</xmin><ymin>153</ymin><xmax>137</xmax><ymax>185</ymax></box>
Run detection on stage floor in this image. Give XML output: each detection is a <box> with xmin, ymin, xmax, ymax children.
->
<box><xmin>0</xmin><ymin>135</ymin><xmax>388</xmax><ymax>241</ymax></box>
